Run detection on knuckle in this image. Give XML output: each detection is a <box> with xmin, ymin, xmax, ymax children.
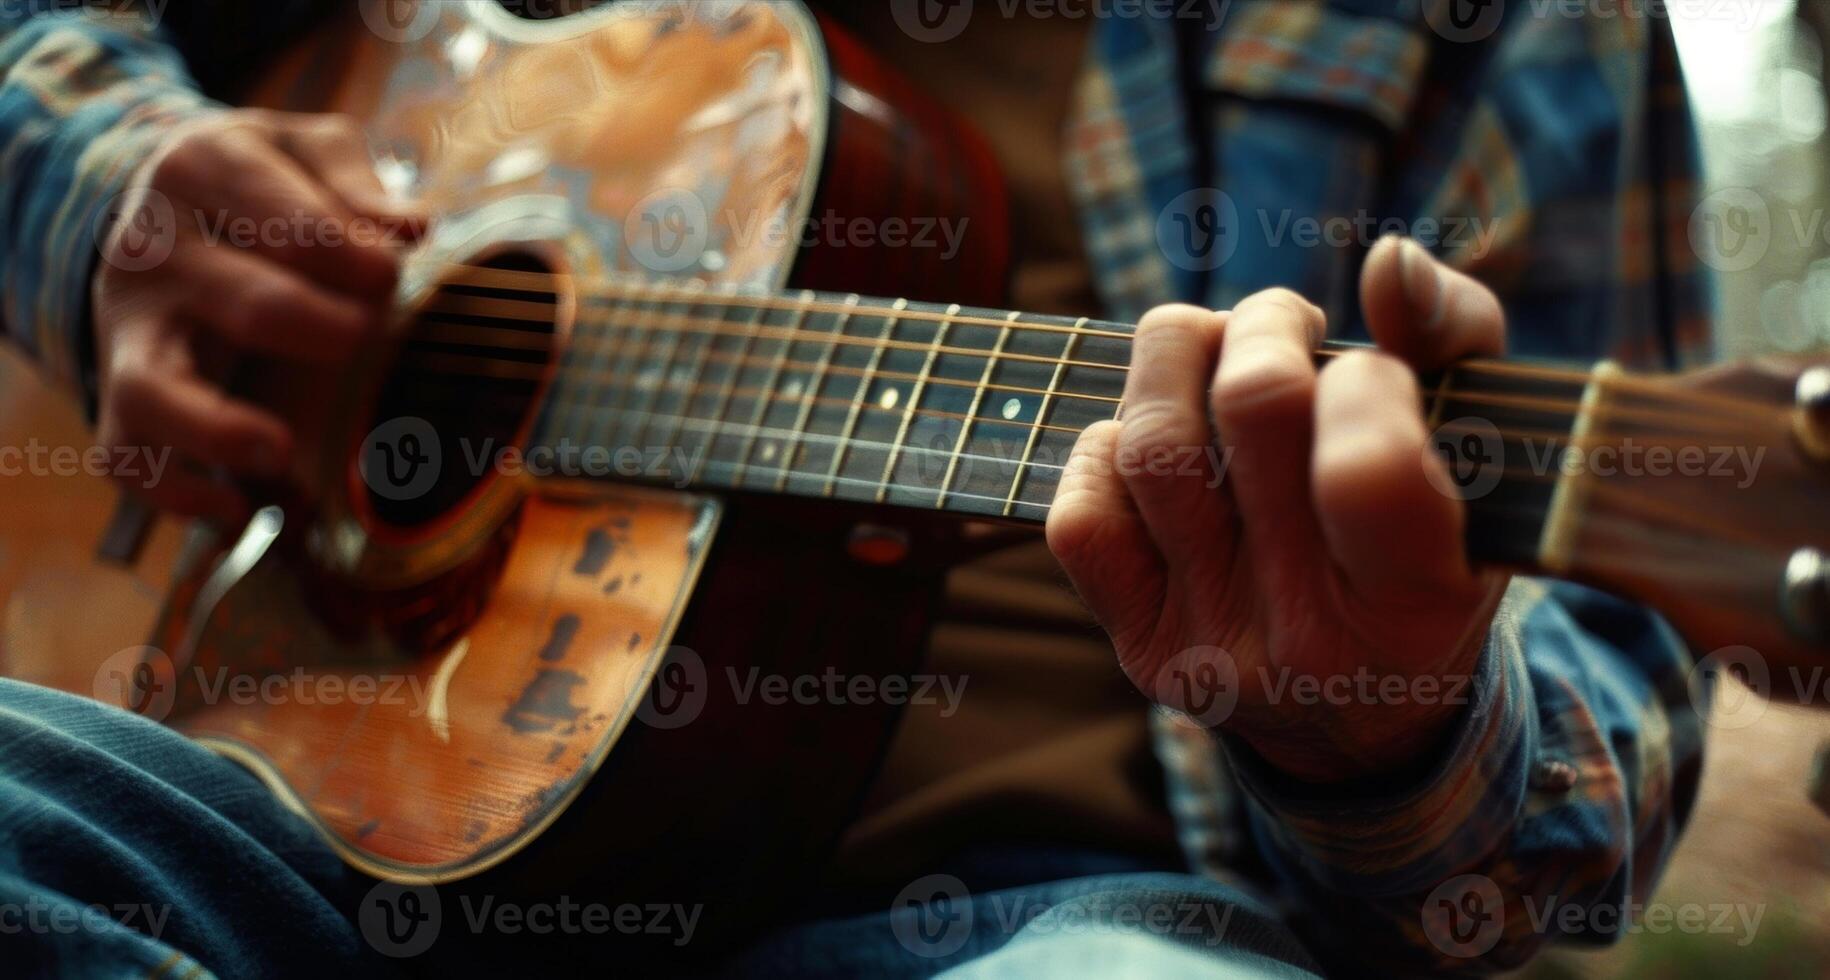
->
<box><xmin>150</xmin><ymin>134</ymin><xmax>213</xmax><ymax>189</ymax></box>
<box><xmin>153</xmin><ymin>114</ymin><xmax>270</xmax><ymax>187</ymax></box>
<box><xmin>1118</xmin><ymin>409</ymin><xmax>1205</xmax><ymax>479</ymax></box>
<box><xmin>1135</xmin><ymin>303</ymin><xmax>1210</xmax><ymax>336</ymax></box>
<box><xmin>1235</xmin><ymin>288</ymin><xmax>1323</xmax><ymax>338</ymax></box>
<box><xmin>1133</xmin><ymin>305</ymin><xmax>1218</xmax><ymax>355</ymax></box>
<box><xmin>105</xmin><ymin>364</ymin><xmax>157</xmax><ymax>416</ymax></box>
<box><xmin>1236</xmin><ymin>288</ymin><xmax>1310</xmax><ymax>319</ymax></box>
<box><xmin>319</xmin><ymin>113</ymin><xmax>366</xmax><ymax>143</ymax></box>
<box><xmin>1213</xmin><ymin>353</ymin><xmax>1313</xmax><ymax>425</ymax></box>
<box><xmin>229</xmin><ymin>281</ymin><xmax>296</xmax><ymax>339</ymax></box>
<box><xmin>1077</xmin><ymin>418</ymin><xmax>1124</xmax><ymax>452</ymax></box>
<box><xmin>1118</xmin><ymin>404</ymin><xmax>1193</xmax><ymax>453</ymax></box>
<box><xmin>216</xmin><ymin>124</ymin><xmax>275</xmax><ymax>160</ymax></box>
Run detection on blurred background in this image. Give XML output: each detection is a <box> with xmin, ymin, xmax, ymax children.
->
<box><xmin>1524</xmin><ymin>3</ymin><xmax>1830</xmax><ymax>977</ymax></box>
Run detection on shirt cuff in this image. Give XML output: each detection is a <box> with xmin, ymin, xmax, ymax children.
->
<box><xmin>48</xmin><ymin>98</ymin><xmax>220</xmax><ymax>416</ymax></box>
<box><xmin>1219</xmin><ymin>596</ymin><xmax>1538</xmax><ymax>897</ymax></box>
<box><xmin>2</xmin><ymin>14</ymin><xmax>220</xmax><ymax>414</ymax></box>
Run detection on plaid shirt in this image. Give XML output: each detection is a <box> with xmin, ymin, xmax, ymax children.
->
<box><xmin>1</xmin><ymin>1</ymin><xmax>1710</xmax><ymax>976</ymax></box>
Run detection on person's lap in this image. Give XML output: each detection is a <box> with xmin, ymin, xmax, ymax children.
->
<box><xmin>0</xmin><ymin>679</ymin><xmax>1319</xmax><ymax>979</ymax></box>
<box><xmin>0</xmin><ymin>678</ymin><xmax>377</xmax><ymax>978</ymax></box>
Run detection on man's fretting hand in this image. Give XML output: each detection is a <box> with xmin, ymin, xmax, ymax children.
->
<box><xmin>91</xmin><ymin>110</ymin><xmax>425</xmax><ymax>522</ymax></box>
<box><xmin>1046</xmin><ymin>236</ymin><xmax>1512</xmax><ymax>784</ymax></box>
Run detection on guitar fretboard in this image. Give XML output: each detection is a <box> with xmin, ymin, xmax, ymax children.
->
<box><xmin>537</xmin><ymin>288</ymin><xmax>1127</xmax><ymax>523</ymax></box>
<box><xmin>418</xmin><ymin>275</ymin><xmax>1591</xmax><ymax>567</ymax></box>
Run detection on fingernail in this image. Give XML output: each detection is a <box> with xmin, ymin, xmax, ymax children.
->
<box><xmin>1398</xmin><ymin>239</ymin><xmax>1446</xmax><ymax>331</ymax></box>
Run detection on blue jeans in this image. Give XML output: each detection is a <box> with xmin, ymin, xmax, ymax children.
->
<box><xmin>0</xmin><ymin>679</ymin><xmax>1321</xmax><ymax>979</ymax></box>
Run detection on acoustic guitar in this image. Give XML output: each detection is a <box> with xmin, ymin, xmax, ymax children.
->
<box><xmin>0</xmin><ymin>0</ymin><xmax>1824</xmax><ymax>950</ymax></box>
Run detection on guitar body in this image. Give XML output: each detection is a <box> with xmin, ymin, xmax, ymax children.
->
<box><xmin>0</xmin><ymin>0</ymin><xmax>1010</xmax><ymax>944</ymax></box>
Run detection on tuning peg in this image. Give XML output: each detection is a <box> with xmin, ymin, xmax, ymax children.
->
<box><xmin>1782</xmin><ymin>547</ymin><xmax>1830</xmax><ymax>643</ymax></box>
<box><xmin>1812</xmin><ymin>742</ymin><xmax>1830</xmax><ymax>819</ymax></box>
<box><xmin>1796</xmin><ymin>366</ymin><xmax>1830</xmax><ymax>461</ymax></box>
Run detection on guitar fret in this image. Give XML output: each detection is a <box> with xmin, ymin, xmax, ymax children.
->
<box><xmin>546</xmin><ymin>299</ymin><xmax>611</xmax><ymax>449</ymax></box>
<box><xmin>1004</xmin><ymin>320</ymin><xmax>1084</xmax><ymax>517</ymax></box>
<box><xmin>877</xmin><ymin>304</ymin><xmax>956</xmax><ymax>503</ymax></box>
<box><xmin>938</xmin><ymin>310</ymin><xmax>1018</xmax><ymax>511</ymax></box>
<box><xmin>775</xmin><ymin>296</ymin><xmax>857</xmax><ymax>493</ymax></box>
<box><xmin>824</xmin><ymin>299</ymin><xmax>904</xmax><ymax>499</ymax></box>
<box><xmin>729</xmin><ymin>293</ymin><xmax>812</xmax><ymax>487</ymax></box>
<box><xmin>626</xmin><ymin>288</ymin><xmax>704</xmax><ymax>448</ymax></box>
<box><xmin>593</xmin><ymin>293</ymin><xmax>671</xmax><ymax>451</ymax></box>
<box><xmin>1537</xmin><ymin>362</ymin><xmax>1617</xmax><ymax>575</ymax></box>
<box><xmin>647</xmin><ymin>293</ymin><xmax>726</xmax><ymax>461</ymax></box>
<box><xmin>686</xmin><ymin>302</ymin><xmax>769</xmax><ymax>487</ymax></box>
<box><xmin>568</xmin><ymin>295</ymin><xmax>644</xmax><ymax>451</ymax></box>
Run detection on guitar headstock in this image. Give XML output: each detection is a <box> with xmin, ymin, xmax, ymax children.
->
<box><xmin>1554</xmin><ymin>360</ymin><xmax>1830</xmax><ymax>701</ymax></box>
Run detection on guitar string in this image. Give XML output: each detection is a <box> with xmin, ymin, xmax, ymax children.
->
<box><xmin>406</xmin><ymin>311</ymin><xmax>1768</xmax><ymax>441</ymax></box>
<box><xmin>414</xmin><ymin>348</ymin><xmax>1768</xmax><ymax>459</ymax></box>
<box><xmin>422</xmin><ymin>289</ymin><xmax>1766</xmax><ymax>520</ymax></box>
<box><xmin>444</xmin><ymin>264</ymin><xmax>1790</xmax><ymax>423</ymax></box>
<box><xmin>418</xmin><ymin>286</ymin><xmax>1777</xmax><ymax>430</ymax></box>
<box><xmin>450</xmin><ymin>264</ymin><xmax>1580</xmax><ymax>384</ymax></box>
<box><xmin>541</xmin><ymin>401</ymin><xmax>1739</xmax><ymax>505</ymax></box>
<box><xmin>544</xmin><ymin>304</ymin><xmax>1770</xmax><ymax>484</ymax></box>
<box><xmin>419</xmin><ymin>322</ymin><xmax>1759</xmax><ymax>442</ymax></box>
<box><xmin>547</xmin><ymin>300</ymin><xmax>1776</xmax><ymax>496</ymax></box>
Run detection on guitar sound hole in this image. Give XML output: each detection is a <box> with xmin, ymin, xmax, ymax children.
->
<box><xmin>365</xmin><ymin>251</ymin><xmax>561</xmax><ymax>531</ymax></box>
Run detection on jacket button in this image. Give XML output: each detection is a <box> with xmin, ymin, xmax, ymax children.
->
<box><xmin>1530</xmin><ymin>759</ymin><xmax>1578</xmax><ymax>793</ymax></box>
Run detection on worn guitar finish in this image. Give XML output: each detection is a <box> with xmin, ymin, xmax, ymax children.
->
<box><xmin>0</xmin><ymin>0</ymin><xmax>1827</xmax><ymax>951</ymax></box>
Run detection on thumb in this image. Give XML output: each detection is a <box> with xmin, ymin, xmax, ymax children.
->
<box><xmin>1359</xmin><ymin>236</ymin><xmax>1505</xmax><ymax>368</ymax></box>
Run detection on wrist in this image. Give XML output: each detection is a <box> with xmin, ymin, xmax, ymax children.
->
<box><xmin>1237</xmin><ymin>697</ymin><xmax>1467</xmax><ymax>786</ymax></box>
<box><xmin>1230</xmin><ymin>613</ymin><xmax>1497</xmax><ymax>786</ymax></box>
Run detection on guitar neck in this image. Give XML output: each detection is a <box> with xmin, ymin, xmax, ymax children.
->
<box><xmin>428</xmin><ymin>275</ymin><xmax>1594</xmax><ymax>570</ymax></box>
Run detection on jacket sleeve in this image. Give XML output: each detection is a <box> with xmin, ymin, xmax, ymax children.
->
<box><xmin>0</xmin><ymin>3</ymin><xmax>220</xmax><ymax>409</ymax></box>
<box><xmin>1224</xmin><ymin>580</ymin><xmax>1705</xmax><ymax>976</ymax></box>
